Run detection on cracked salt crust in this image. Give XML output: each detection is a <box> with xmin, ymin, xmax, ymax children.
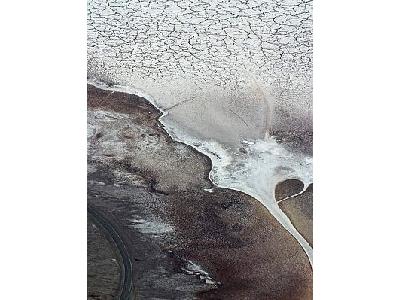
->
<box><xmin>88</xmin><ymin>0</ymin><xmax>312</xmax><ymax>131</ymax></box>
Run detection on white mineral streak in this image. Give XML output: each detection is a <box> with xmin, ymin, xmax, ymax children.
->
<box><xmin>130</xmin><ymin>218</ymin><xmax>174</xmax><ymax>235</ymax></box>
<box><xmin>159</xmin><ymin>116</ymin><xmax>314</xmax><ymax>265</ymax></box>
<box><xmin>181</xmin><ymin>259</ymin><xmax>218</xmax><ymax>285</ymax></box>
<box><xmin>88</xmin><ymin>0</ymin><xmax>313</xmax><ymax>264</ymax></box>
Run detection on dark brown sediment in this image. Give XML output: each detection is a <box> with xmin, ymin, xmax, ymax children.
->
<box><xmin>275</xmin><ymin>179</ymin><xmax>305</xmax><ymax>201</ymax></box>
<box><xmin>276</xmin><ymin>181</ymin><xmax>313</xmax><ymax>247</ymax></box>
<box><xmin>87</xmin><ymin>84</ymin><xmax>312</xmax><ymax>299</ymax></box>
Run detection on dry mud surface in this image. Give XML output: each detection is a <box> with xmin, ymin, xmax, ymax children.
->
<box><xmin>87</xmin><ymin>84</ymin><xmax>312</xmax><ymax>299</ymax></box>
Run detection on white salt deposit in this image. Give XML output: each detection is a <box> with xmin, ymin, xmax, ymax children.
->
<box><xmin>88</xmin><ymin>80</ymin><xmax>313</xmax><ymax>265</ymax></box>
<box><xmin>182</xmin><ymin>259</ymin><xmax>218</xmax><ymax>285</ymax></box>
<box><xmin>129</xmin><ymin>218</ymin><xmax>174</xmax><ymax>235</ymax></box>
<box><xmin>161</xmin><ymin>116</ymin><xmax>314</xmax><ymax>264</ymax></box>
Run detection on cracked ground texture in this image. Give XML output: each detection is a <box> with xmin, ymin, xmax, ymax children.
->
<box><xmin>88</xmin><ymin>0</ymin><xmax>313</xmax><ymax>142</ymax></box>
<box><xmin>87</xmin><ymin>1</ymin><xmax>313</xmax><ymax>298</ymax></box>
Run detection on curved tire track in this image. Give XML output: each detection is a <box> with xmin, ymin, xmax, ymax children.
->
<box><xmin>88</xmin><ymin>206</ymin><xmax>134</xmax><ymax>300</ymax></box>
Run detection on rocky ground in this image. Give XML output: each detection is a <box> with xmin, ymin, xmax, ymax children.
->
<box><xmin>87</xmin><ymin>84</ymin><xmax>313</xmax><ymax>299</ymax></box>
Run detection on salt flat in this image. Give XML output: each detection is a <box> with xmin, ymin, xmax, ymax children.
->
<box><xmin>88</xmin><ymin>0</ymin><xmax>313</xmax><ymax>143</ymax></box>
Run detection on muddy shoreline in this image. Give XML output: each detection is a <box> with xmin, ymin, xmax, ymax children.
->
<box><xmin>87</xmin><ymin>84</ymin><xmax>312</xmax><ymax>299</ymax></box>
